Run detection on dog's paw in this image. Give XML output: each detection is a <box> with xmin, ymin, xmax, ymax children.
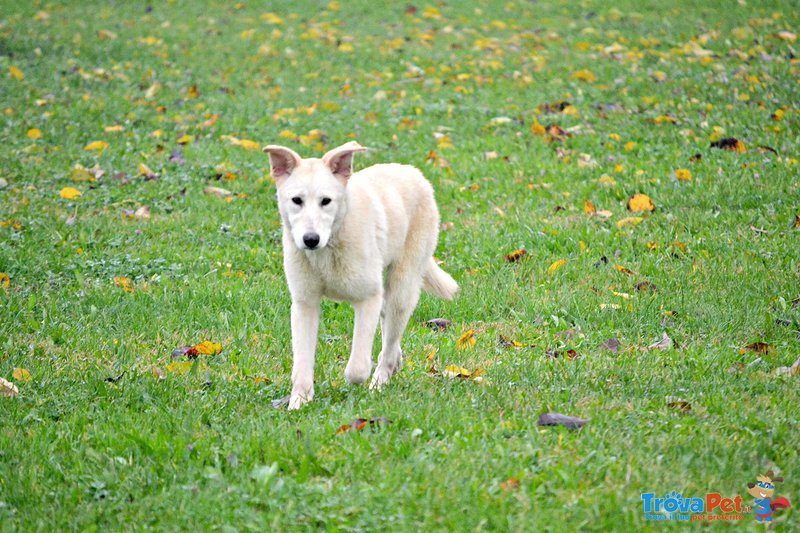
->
<box><xmin>369</xmin><ymin>367</ymin><xmax>393</xmax><ymax>390</ymax></box>
<box><xmin>288</xmin><ymin>385</ymin><xmax>314</xmax><ymax>410</ymax></box>
<box><xmin>344</xmin><ymin>359</ymin><xmax>372</xmax><ymax>384</ymax></box>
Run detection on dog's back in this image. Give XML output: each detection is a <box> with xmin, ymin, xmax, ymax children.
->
<box><xmin>349</xmin><ymin>164</ymin><xmax>457</xmax><ymax>300</ymax></box>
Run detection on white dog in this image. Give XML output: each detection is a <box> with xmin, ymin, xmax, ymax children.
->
<box><xmin>264</xmin><ymin>141</ymin><xmax>458</xmax><ymax>410</ymax></box>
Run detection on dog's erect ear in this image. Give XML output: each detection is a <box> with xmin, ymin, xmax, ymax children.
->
<box><xmin>322</xmin><ymin>141</ymin><xmax>367</xmax><ymax>181</ymax></box>
<box><xmin>263</xmin><ymin>145</ymin><xmax>302</xmax><ymax>183</ymax></box>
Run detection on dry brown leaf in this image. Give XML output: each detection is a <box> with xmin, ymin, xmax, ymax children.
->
<box><xmin>1</xmin><ymin>377</ymin><xmax>19</xmax><ymax>397</ymax></box>
<box><xmin>743</xmin><ymin>341</ymin><xmax>771</xmax><ymax>355</ymax></box>
<box><xmin>500</xmin><ymin>478</ymin><xmax>521</xmax><ymax>491</ymax></box>
<box><xmin>424</xmin><ymin>318</ymin><xmax>451</xmax><ymax>330</ymax></box>
<box><xmin>615</xmin><ymin>264</ymin><xmax>637</xmax><ymax>276</ymax></box>
<box><xmin>204</xmin><ymin>186</ymin><xmax>235</xmax><ymax>198</ymax></box>
<box><xmin>772</xmin><ymin>355</ymin><xmax>800</xmax><ymax>376</ymax></box>
<box><xmin>648</xmin><ymin>332</ymin><xmax>673</xmax><ymax>351</ymax></box>
<box><xmin>336</xmin><ymin>416</ymin><xmax>392</xmax><ymax>435</ymax></box>
<box><xmin>635</xmin><ymin>281</ymin><xmax>657</xmax><ymax>292</ymax></box>
<box><xmin>537</xmin><ymin>412</ymin><xmax>590</xmax><ymax>429</ymax></box>
<box><xmin>711</xmin><ymin>137</ymin><xmax>746</xmax><ymax>153</ymax></box>
<box><xmin>666</xmin><ymin>396</ymin><xmax>692</xmax><ymax>412</ymax></box>
<box><xmin>600</xmin><ymin>338</ymin><xmax>621</xmax><ymax>353</ymax></box>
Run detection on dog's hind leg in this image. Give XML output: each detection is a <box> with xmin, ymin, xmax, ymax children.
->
<box><xmin>345</xmin><ymin>292</ymin><xmax>382</xmax><ymax>385</ymax></box>
<box><xmin>370</xmin><ymin>273</ymin><xmax>421</xmax><ymax>390</ymax></box>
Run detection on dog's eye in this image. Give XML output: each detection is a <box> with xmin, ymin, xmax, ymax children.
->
<box><xmin>291</xmin><ymin>197</ymin><xmax>303</xmax><ymax>206</ymax></box>
<box><xmin>320</xmin><ymin>197</ymin><xmax>332</xmax><ymax>206</ymax></box>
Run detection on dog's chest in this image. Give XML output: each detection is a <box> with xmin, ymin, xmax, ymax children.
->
<box><xmin>301</xmin><ymin>248</ymin><xmax>381</xmax><ymax>302</ymax></box>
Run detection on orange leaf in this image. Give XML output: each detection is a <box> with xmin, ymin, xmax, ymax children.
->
<box><xmin>504</xmin><ymin>249</ymin><xmax>526</xmax><ymax>262</ymax></box>
<box><xmin>114</xmin><ymin>276</ymin><xmax>133</xmax><ymax>292</ymax></box>
<box><xmin>627</xmin><ymin>193</ymin><xmax>655</xmax><ymax>212</ymax></box>
<box><xmin>615</xmin><ymin>264</ymin><xmax>637</xmax><ymax>276</ymax></box>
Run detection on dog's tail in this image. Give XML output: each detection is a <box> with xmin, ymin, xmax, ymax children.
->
<box><xmin>422</xmin><ymin>258</ymin><xmax>458</xmax><ymax>300</ymax></box>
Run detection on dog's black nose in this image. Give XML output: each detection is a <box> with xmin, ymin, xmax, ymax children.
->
<box><xmin>303</xmin><ymin>233</ymin><xmax>320</xmax><ymax>249</ymax></box>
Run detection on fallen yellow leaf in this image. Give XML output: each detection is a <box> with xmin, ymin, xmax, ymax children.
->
<box><xmin>84</xmin><ymin>140</ymin><xmax>109</xmax><ymax>151</ymax></box>
<box><xmin>261</xmin><ymin>12</ymin><xmax>284</xmax><ymax>24</ymax></box>
<box><xmin>145</xmin><ymin>82</ymin><xmax>161</xmax><ymax>99</ymax></box>
<box><xmin>165</xmin><ymin>361</ymin><xmax>194</xmax><ymax>375</ymax></box>
<box><xmin>547</xmin><ymin>258</ymin><xmax>567</xmax><ymax>274</ymax></box>
<box><xmin>443</xmin><ymin>365</ymin><xmax>471</xmax><ymax>378</ymax></box>
<box><xmin>616</xmin><ymin>217</ymin><xmax>644</xmax><ymax>228</ymax></box>
<box><xmin>236</xmin><ymin>139</ymin><xmax>261</xmax><ymax>150</ymax></box>
<box><xmin>139</xmin><ymin>163</ymin><xmax>155</xmax><ymax>177</ymax></box>
<box><xmin>674</xmin><ymin>168</ymin><xmax>692</xmax><ymax>181</ymax></box>
<box><xmin>192</xmin><ymin>341</ymin><xmax>223</xmax><ymax>356</ymax></box>
<box><xmin>177</xmin><ymin>134</ymin><xmax>194</xmax><ymax>145</ymax></box>
<box><xmin>9</xmin><ymin>66</ymin><xmax>24</xmax><ymax>80</ymax></box>
<box><xmin>572</xmin><ymin>69</ymin><xmax>596</xmax><ymax>82</ymax></box>
<box><xmin>598</xmin><ymin>174</ymin><xmax>617</xmax><ymax>188</ymax></box>
<box><xmin>0</xmin><ymin>272</ymin><xmax>9</xmax><ymax>289</ymax></box>
<box><xmin>456</xmin><ymin>329</ymin><xmax>477</xmax><ymax>350</ymax></box>
<box><xmin>12</xmin><ymin>368</ymin><xmax>32</xmax><ymax>382</ymax></box>
<box><xmin>59</xmin><ymin>187</ymin><xmax>82</xmax><ymax>200</ymax></box>
<box><xmin>70</xmin><ymin>168</ymin><xmax>93</xmax><ymax>182</ymax></box>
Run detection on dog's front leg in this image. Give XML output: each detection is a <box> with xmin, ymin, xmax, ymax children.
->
<box><xmin>344</xmin><ymin>292</ymin><xmax>382</xmax><ymax>384</ymax></box>
<box><xmin>289</xmin><ymin>299</ymin><xmax>320</xmax><ymax>410</ymax></box>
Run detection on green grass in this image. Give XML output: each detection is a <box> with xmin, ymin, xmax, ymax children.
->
<box><xmin>1</xmin><ymin>0</ymin><xmax>799</xmax><ymax>529</ymax></box>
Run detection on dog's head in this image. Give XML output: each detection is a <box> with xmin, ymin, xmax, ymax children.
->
<box><xmin>747</xmin><ymin>471</ymin><xmax>783</xmax><ymax>499</ymax></box>
<box><xmin>264</xmin><ymin>141</ymin><xmax>367</xmax><ymax>251</ymax></box>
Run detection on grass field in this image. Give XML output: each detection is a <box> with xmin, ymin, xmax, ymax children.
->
<box><xmin>1</xmin><ymin>0</ymin><xmax>799</xmax><ymax>529</ymax></box>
